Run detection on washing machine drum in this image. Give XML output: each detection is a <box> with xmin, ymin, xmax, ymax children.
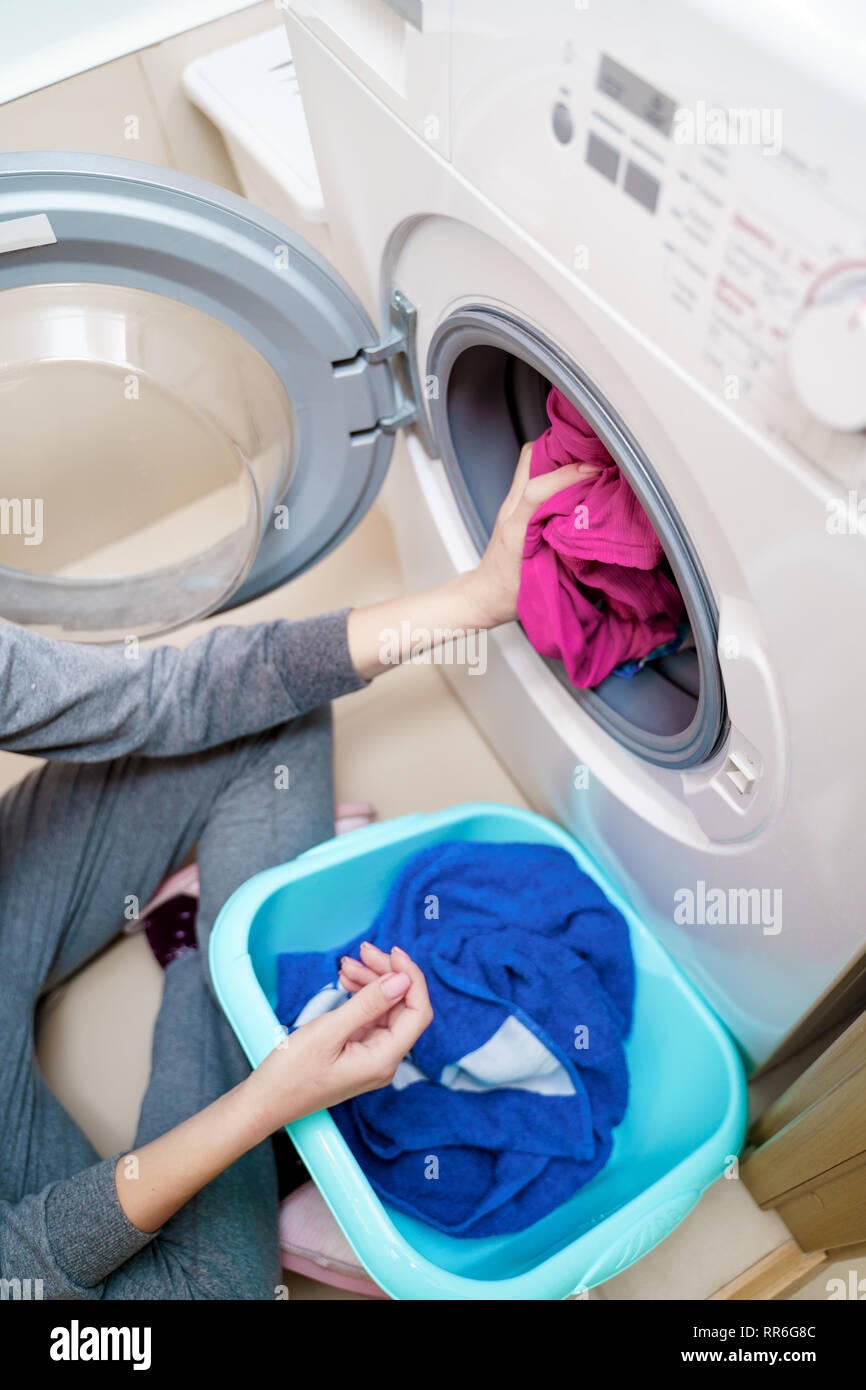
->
<box><xmin>0</xmin><ymin>153</ymin><xmax>398</xmax><ymax>643</ymax></box>
<box><xmin>427</xmin><ymin>308</ymin><xmax>727</xmax><ymax>770</ymax></box>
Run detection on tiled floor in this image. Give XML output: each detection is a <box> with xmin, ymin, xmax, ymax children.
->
<box><xmin>11</xmin><ymin>502</ymin><xmax>860</xmax><ymax>1302</ymax></box>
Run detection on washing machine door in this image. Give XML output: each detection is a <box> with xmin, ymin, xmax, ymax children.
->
<box><xmin>0</xmin><ymin>153</ymin><xmax>408</xmax><ymax>642</ymax></box>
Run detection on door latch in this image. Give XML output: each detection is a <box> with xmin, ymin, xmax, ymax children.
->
<box><xmin>363</xmin><ymin>289</ymin><xmax>436</xmax><ymax>456</ymax></box>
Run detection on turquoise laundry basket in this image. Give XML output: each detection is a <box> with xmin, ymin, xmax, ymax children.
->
<box><xmin>210</xmin><ymin>803</ymin><xmax>747</xmax><ymax>1300</ymax></box>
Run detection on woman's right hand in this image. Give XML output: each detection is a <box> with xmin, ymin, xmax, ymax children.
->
<box><xmin>465</xmin><ymin>442</ymin><xmax>600</xmax><ymax>629</ymax></box>
<box><xmin>243</xmin><ymin>945</ymin><xmax>433</xmax><ymax>1135</ymax></box>
<box><xmin>116</xmin><ymin>946</ymin><xmax>432</xmax><ymax>1234</ymax></box>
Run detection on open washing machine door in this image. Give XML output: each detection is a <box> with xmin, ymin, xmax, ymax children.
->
<box><xmin>0</xmin><ymin>153</ymin><xmax>427</xmax><ymax>643</ymax></box>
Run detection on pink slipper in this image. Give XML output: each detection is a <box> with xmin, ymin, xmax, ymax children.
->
<box><xmin>278</xmin><ymin>1181</ymin><xmax>388</xmax><ymax>1298</ymax></box>
<box><xmin>133</xmin><ymin>863</ymin><xmax>201</xmax><ymax>927</ymax></box>
<box><xmin>334</xmin><ymin>800</ymin><xmax>376</xmax><ymax>835</ymax></box>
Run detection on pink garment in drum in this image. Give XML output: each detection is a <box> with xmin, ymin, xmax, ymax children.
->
<box><xmin>516</xmin><ymin>388</ymin><xmax>684</xmax><ymax>689</ymax></box>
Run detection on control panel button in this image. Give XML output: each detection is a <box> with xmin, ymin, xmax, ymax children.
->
<box><xmin>623</xmin><ymin>159</ymin><xmax>660</xmax><ymax>213</ymax></box>
<box><xmin>586</xmin><ymin>131</ymin><xmax>619</xmax><ymax>182</ymax></box>
<box><xmin>788</xmin><ymin>263</ymin><xmax>866</xmax><ymax>431</ymax></box>
<box><xmin>552</xmin><ymin>102</ymin><xmax>574</xmax><ymax>144</ymax></box>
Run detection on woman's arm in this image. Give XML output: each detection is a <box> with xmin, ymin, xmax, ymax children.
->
<box><xmin>0</xmin><ymin>609</ymin><xmax>366</xmax><ymax>761</ymax></box>
<box><xmin>0</xmin><ymin>444</ymin><xmax>580</xmax><ymax>759</ymax></box>
<box><xmin>1</xmin><ymin>958</ymin><xmax>428</xmax><ymax>1294</ymax></box>
<box><xmin>114</xmin><ymin>951</ymin><xmax>430</xmax><ymax>1234</ymax></box>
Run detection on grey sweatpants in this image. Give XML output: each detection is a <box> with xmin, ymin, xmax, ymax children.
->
<box><xmin>0</xmin><ymin>610</ymin><xmax>367</xmax><ymax>1299</ymax></box>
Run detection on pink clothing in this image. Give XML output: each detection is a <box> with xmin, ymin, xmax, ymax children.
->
<box><xmin>517</xmin><ymin>388</ymin><xmax>684</xmax><ymax>689</ymax></box>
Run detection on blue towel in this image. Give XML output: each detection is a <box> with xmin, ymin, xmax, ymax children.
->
<box><xmin>275</xmin><ymin>841</ymin><xmax>634</xmax><ymax>1237</ymax></box>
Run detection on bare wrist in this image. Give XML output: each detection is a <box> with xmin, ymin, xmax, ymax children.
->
<box><xmin>459</xmin><ymin>570</ymin><xmax>513</xmax><ymax>630</ymax></box>
<box><xmin>240</xmin><ymin>1055</ymin><xmax>307</xmax><ymax>1141</ymax></box>
<box><xmin>237</xmin><ymin>1073</ymin><xmax>284</xmax><ymax>1145</ymax></box>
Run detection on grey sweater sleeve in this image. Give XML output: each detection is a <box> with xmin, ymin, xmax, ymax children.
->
<box><xmin>0</xmin><ymin>609</ymin><xmax>368</xmax><ymax>761</ymax></box>
<box><xmin>0</xmin><ymin>1158</ymin><xmax>157</xmax><ymax>1298</ymax></box>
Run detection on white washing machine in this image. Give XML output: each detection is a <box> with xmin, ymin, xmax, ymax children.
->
<box><xmin>0</xmin><ymin>0</ymin><xmax>862</xmax><ymax>1065</ymax></box>
<box><xmin>279</xmin><ymin>0</ymin><xmax>866</xmax><ymax>1065</ymax></box>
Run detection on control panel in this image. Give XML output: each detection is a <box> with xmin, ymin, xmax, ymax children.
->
<box><xmin>451</xmin><ymin>1</ymin><xmax>866</xmax><ymax>487</ymax></box>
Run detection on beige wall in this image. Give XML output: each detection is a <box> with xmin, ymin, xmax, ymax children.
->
<box><xmin>0</xmin><ymin>1</ymin><xmax>277</xmax><ymax>182</ymax></box>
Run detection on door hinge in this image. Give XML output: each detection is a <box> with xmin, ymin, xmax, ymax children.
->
<box><xmin>362</xmin><ymin>289</ymin><xmax>435</xmax><ymax>456</ymax></box>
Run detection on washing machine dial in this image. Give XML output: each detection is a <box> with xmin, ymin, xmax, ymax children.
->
<box><xmin>787</xmin><ymin>262</ymin><xmax>866</xmax><ymax>432</ymax></box>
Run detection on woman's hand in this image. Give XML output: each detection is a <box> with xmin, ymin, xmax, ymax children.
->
<box><xmin>243</xmin><ymin>946</ymin><xmax>433</xmax><ymax>1134</ymax></box>
<box><xmin>346</xmin><ymin>443</ymin><xmax>594</xmax><ymax>679</ymax></box>
<box><xmin>464</xmin><ymin>443</ymin><xmax>594</xmax><ymax>628</ymax></box>
<box><xmin>114</xmin><ymin>950</ymin><xmax>431</xmax><ymax>1236</ymax></box>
